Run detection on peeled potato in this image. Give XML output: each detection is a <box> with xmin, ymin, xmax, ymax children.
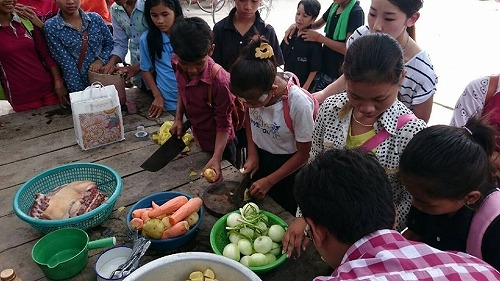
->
<box><xmin>186</xmin><ymin>212</ymin><xmax>199</xmax><ymax>227</ymax></box>
<box><xmin>204</xmin><ymin>268</ymin><xmax>215</xmax><ymax>279</ymax></box>
<box><xmin>203</xmin><ymin>168</ymin><xmax>217</xmax><ymax>182</ymax></box>
<box><xmin>188</xmin><ymin>269</ymin><xmax>217</xmax><ymax>281</ymax></box>
<box><xmin>189</xmin><ymin>271</ymin><xmax>203</xmax><ymax>280</ymax></box>
<box><xmin>161</xmin><ymin>216</ymin><xmax>172</xmax><ymax>229</ymax></box>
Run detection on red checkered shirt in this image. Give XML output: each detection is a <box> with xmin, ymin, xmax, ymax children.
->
<box><xmin>314</xmin><ymin>230</ymin><xmax>500</xmax><ymax>281</ymax></box>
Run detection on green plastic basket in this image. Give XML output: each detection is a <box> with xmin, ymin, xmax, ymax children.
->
<box><xmin>210</xmin><ymin>210</ymin><xmax>288</xmax><ymax>274</ymax></box>
<box><xmin>13</xmin><ymin>163</ymin><xmax>123</xmax><ymax>234</ymax></box>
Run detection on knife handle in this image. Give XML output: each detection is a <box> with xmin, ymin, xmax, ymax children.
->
<box><xmin>174</xmin><ymin>120</ymin><xmax>191</xmax><ymax>138</ymax></box>
<box><xmin>181</xmin><ymin>120</ymin><xmax>192</xmax><ymax>134</ymax></box>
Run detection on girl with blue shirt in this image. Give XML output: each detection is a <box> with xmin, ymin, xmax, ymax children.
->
<box><xmin>140</xmin><ymin>0</ymin><xmax>183</xmax><ymax>118</ymax></box>
<box><xmin>44</xmin><ymin>0</ymin><xmax>113</xmax><ymax>93</ymax></box>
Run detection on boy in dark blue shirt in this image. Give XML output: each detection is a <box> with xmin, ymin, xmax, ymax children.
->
<box><xmin>280</xmin><ymin>0</ymin><xmax>322</xmax><ymax>91</ymax></box>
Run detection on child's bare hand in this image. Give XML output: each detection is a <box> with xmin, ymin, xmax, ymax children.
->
<box><xmin>15</xmin><ymin>4</ymin><xmax>42</xmax><ymax>27</ymax></box>
<box><xmin>301</xmin><ymin>29</ymin><xmax>321</xmax><ymax>42</ymax></box>
<box><xmin>248</xmin><ymin>177</ymin><xmax>272</xmax><ymax>199</ymax></box>
<box><xmin>312</xmin><ymin>89</ymin><xmax>328</xmax><ymax>103</ymax></box>
<box><xmin>54</xmin><ymin>80</ymin><xmax>68</xmax><ymax>105</ymax></box>
<box><xmin>148</xmin><ymin>95</ymin><xmax>164</xmax><ymax>118</ymax></box>
<box><xmin>120</xmin><ymin>64</ymin><xmax>140</xmax><ymax>81</ymax></box>
<box><xmin>100</xmin><ymin>62</ymin><xmax>116</xmax><ymax>74</ymax></box>
<box><xmin>89</xmin><ymin>60</ymin><xmax>104</xmax><ymax>73</ymax></box>
<box><xmin>283</xmin><ymin>23</ymin><xmax>297</xmax><ymax>44</ymax></box>
<box><xmin>242</xmin><ymin>156</ymin><xmax>259</xmax><ymax>178</ymax></box>
<box><xmin>202</xmin><ymin>158</ymin><xmax>222</xmax><ymax>183</ymax></box>
<box><xmin>169</xmin><ymin>119</ymin><xmax>183</xmax><ymax>138</ymax></box>
<box><xmin>282</xmin><ymin>217</ymin><xmax>310</xmax><ymax>258</ymax></box>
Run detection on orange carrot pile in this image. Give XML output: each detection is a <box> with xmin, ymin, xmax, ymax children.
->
<box><xmin>161</xmin><ymin>221</ymin><xmax>189</xmax><ymax>239</ymax></box>
<box><xmin>128</xmin><ymin>195</ymin><xmax>203</xmax><ymax>240</ymax></box>
<box><xmin>169</xmin><ymin>197</ymin><xmax>203</xmax><ymax>226</ymax></box>
<box><xmin>149</xmin><ymin>195</ymin><xmax>189</xmax><ymax>218</ymax></box>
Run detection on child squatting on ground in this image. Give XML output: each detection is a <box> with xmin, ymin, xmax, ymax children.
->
<box><xmin>169</xmin><ymin>17</ymin><xmax>238</xmax><ymax>184</ymax></box>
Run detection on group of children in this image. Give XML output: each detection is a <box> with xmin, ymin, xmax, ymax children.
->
<box><xmin>1</xmin><ymin>0</ymin><xmax>499</xmax><ymax>274</ymax></box>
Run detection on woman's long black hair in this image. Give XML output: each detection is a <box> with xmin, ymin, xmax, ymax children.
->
<box><xmin>144</xmin><ymin>0</ymin><xmax>183</xmax><ymax>62</ymax></box>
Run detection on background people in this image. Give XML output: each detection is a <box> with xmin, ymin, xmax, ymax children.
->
<box><xmin>314</xmin><ymin>0</ymin><xmax>437</xmax><ymax>123</ymax></box>
<box><xmin>139</xmin><ymin>0</ymin><xmax>183</xmax><ymax>118</ymax></box>
<box><xmin>44</xmin><ymin>0</ymin><xmax>113</xmax><ymax>93</ymax></box>
<box><xmin>0</xmin><ymin>0</ymin><xmax>67</xmax><ymax>112</ymax></box>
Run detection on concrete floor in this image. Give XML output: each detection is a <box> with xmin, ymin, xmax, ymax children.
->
<box><xmin>3</xmin><ymin>0</ymin><xmax>499</xmax><ymax>125</ymax></box>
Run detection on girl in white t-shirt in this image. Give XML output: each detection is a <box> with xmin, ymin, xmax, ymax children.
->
<box><xmin>230</xmin><ymin>39</ymin><xmax>315</xmax><ymax>214</ymax></box>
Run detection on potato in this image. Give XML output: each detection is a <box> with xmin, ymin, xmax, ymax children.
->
<box><xmin>203</xmin><ymin>168</ymin><xmax>217</xmax><ymax>182</ymax></box>
<box><xmin>186</xmin><ymin>212</ymin><xmax>199</xmax><ymax>227</ymax></box>
<box><xmin>142</xmin><ymin>218</ymin><xmax>165</xmax><ymax>239</ymax></box>
<box><xmin>189</xmin><ymin>271</ymin><xmax>203</xmax><ymax>280</ymax></box>
<box><xmin>203</xmin><ymin>268</ymin><xmax>215</xmax><ymax>279</ymax></box>
<box><xmin>161</xmin><ymin>216</ymin><xmax>172</xmax><ymax>229</ymax></box>
<box><xmin>188</xmin><ymin>268</ymin><xmax>217</xmax><ymax>281</ymax></box>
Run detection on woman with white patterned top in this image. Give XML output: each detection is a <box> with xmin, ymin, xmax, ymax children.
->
<box><xmin>282</xmin><ymin>33</ymin><xmax>427</xmax><ymax>259</ymax></box>
<box><xmin>313</xmin><ymin>0</ymin><xmax>437</xmax><ymax>123</ymax></box>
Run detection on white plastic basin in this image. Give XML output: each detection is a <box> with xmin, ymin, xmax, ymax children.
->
<box><xmin>123</xmin><ymin>252</ymin><xmax>262</xmax><ymax>281</ymax></box>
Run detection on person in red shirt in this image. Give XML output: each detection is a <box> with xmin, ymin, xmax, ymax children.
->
<box><xmin>15</xmin><ymin>0</ymin><xmax>59</xmax><ymax>28</ymax></box>
<box><xmin>169</xmin><ymin>17</ymin><xmax>237</xmax><ymax>183</ymax></box>
<box><xmin>0</xmin><ymin>0</ymin><xmax>66</xmax><ymax>112</ymax></box>
<box><xmin>292</xmin><ymin>148</ymin><xmax>500</xmax><ymax>280</ymax></box>
<box><xmin>81</xmin><ymin>0</ymin><xmax>111</xmax><ymax>24</ymax></box>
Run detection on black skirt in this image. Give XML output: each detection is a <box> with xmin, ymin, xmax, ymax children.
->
<box><xmin>253</xmin><ymin>147</ymin><xmax>298</xmax><ymax>214</ymax></box>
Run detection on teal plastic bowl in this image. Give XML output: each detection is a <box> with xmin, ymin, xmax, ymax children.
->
<box><xmin>126</xmin><ymin>192</ymin><xmax>204</xmax><ymax>251</ymax></box>
<box><xmin>13</xmin><ymin>163</ymin><xmax>123</xmax><ymax>234</ymax></box>
<box><xmin>210</xmin><ymin>210</ymin><xmax>288</xmax><ymax>274</ymax></box>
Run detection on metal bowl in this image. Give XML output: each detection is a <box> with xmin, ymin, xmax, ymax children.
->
<box><xmin>94</xmin><ymin>246</ymin><xmax>134</xmax><ymax>281</ymax></box>
<box><xmin>123</xmin><ymin>252</ymin><xmax>261</xmax><ymax>281</ymax></box>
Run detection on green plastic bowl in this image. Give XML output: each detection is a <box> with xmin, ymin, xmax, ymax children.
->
<box><xmin>210</xmin><ymin>210</ymin><xmax>288</xmax><ymax>274</ymax></box>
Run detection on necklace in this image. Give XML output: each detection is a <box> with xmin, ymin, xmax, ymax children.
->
<box><xmin>352</xmin><ymin>113</ymin><xmax>374</xmax><ymax>127</ymax></box>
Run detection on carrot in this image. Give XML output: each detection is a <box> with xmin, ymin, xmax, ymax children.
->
<box><xmin>132</xmin><ymin>207</ymin><xmax>152</xmax><ymax>219</ymax></box>
<box><xmin>168</xmin><ymin>197</ymin><xmax>203</xmax><ymax>226</ymax></box>
<box><xmin>161</xmin><ymin>221</ymin><xmax>189</xmax><ymax>239</ymax></box>
<box><xmin>130</xmin><ymin>218</ymin><xmax>144</xmax><ymax>230</ymax></box>
<box><xmin>148</xmin><ymin>195</ymin><xmax>189</xmax><ymax>218</ymax></box>
<box><xmin>141</xmin><ymin>209</ymin><xmax>150</xmax><ymax>222</ymax></box>
<box><xmin>152</xmin><ymin>201</ymin><xmax>160</xmax><ymax>210</ymax></box>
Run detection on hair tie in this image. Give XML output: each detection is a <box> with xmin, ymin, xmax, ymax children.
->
<box><xmin>463</xmin><ymin>126</ymin><xmax>472</xmax><ymax>135</ymax></box>
<box><xmin>255</xmin><ymin>42</ymin><xmax>274</xmax><ymax>59</ymax></box>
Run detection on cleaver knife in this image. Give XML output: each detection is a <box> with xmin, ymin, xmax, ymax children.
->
<box><xmin>232</xmin><ymin>173</ymin><xmax>252</xmax><ymax>207</ymax></box>
<box><xmin>140</xmin><ymin>120</ymin><xmax>191</xmax><ymax>172</ymax></box>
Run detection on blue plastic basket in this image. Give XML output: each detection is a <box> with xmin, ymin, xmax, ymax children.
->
<box><xmin>13</xmin><ymin>163</ymin><xmax>123</xmax><ymax>234</ymax></box>
<box><xmin>126</xmin><ymin>192</ymin><xmax>204</xmax><ymax>251</ymax></box>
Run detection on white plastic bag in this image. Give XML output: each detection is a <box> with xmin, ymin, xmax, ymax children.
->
<box><xmin>70</xmin><ymin>83</ymin><xmax>125</xmax><ymax>150</ymax></box>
